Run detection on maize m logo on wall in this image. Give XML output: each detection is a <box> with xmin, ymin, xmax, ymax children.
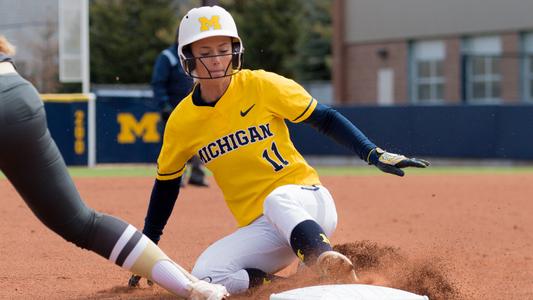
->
<box><xmin>199</xmin><ymin>16</ymin><xmax>221</xmax><ymax>31</ymax></box>
<box><xmin>117</xmin><ymin>113</ymin><xmax>161</xmax><ymax>144</ymax></box>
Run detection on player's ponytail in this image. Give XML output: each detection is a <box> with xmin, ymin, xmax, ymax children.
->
<box><xmin>0</xmin><ymin>35</ymin><xmax>16</xmax><ymax>56</ymax></box>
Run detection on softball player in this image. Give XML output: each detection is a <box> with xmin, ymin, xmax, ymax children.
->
<box><xmin>138</xmin><ymin>6</ymin><xmax>429</xmax><ymax>295</ymax></box>
<box><xmin>0</xmin><ymin>36</ymin><xmax>227</xmax><ymax>300</ymax></box>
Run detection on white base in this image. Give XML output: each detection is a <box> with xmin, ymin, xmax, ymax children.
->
<box><xmin>270</xmin><ymin>284</ymin><xmax>429</xmax><ymax>300</ymax></box>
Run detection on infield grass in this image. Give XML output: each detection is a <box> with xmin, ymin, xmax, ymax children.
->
<box><xmin>2</xmin><ymin>165</ymin><xmax>533</xmax><ymax>179</ymax></box>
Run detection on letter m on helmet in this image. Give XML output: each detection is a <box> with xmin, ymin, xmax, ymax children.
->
<box><xmin>199</xmin><ymin>16</ymin><xmax>221</xmax><ymax>31</ymax></box>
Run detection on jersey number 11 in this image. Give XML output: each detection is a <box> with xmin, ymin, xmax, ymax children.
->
<box><xmin>262</xmin><ymin>142</ymin><xmax>289</xmax><ymax>172</ymax></box>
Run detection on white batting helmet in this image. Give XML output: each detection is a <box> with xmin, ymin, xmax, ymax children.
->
<box><xmin>178</xmin><ymin>6</ymin><xmax>244</xmax><ymax>78</ymax></box>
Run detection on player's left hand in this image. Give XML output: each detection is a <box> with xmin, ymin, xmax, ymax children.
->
<box><xmin>128</xmin><ymin>274</ymin><xmax>154</xmax><ymax>288</ymax></box>
<box><xmin>367</xmin><ymin>147</ymin><xmax>429</xmax><ymax>176</ymax></box>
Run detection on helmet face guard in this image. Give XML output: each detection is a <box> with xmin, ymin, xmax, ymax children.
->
<box><xmin>178</xmin><ymin>6</ymin><xmax>244</xmax><ymax>79</ymax></box>
<box><xmin>181</xmin><ymin>40</ymin><xmax>243</xmax><ymax>79</ymax></box>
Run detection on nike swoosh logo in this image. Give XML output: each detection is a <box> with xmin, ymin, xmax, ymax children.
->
<box><xmin>240</xmin><ymin>104</ymin><xmax>255</xmax><ymax>117</ymax></box>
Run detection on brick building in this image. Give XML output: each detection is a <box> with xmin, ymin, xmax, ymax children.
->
<box><xmin>332</xmin><ymin>0</ymin><xmax>533</xmax><ymax>105</ymax></box>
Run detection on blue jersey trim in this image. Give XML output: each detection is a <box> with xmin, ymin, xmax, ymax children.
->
<box><xmin>292</xmin><ymin>97</ymin><xmax>316</xmax><ymax>122</ymax></box>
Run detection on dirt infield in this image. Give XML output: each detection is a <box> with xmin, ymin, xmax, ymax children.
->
<box><xmin>1</xmin><ymin>173</ymin><xmax>532</xmax><ymax>299</ymax></box>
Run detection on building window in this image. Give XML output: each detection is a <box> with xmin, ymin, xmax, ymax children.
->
<box><xmin>464</xmin><ymin>36</ymin><xmax>502</xmax><ymax>103</ymax></box>
<box><xmin>524</xmin><ymin>33</ymin><xmax>533</xmax><ymax>102</ymax></box>
<box><xmin>411</xmin><ymin>40</ymin><xmax>445</xmax><ymax>103</ymax></box>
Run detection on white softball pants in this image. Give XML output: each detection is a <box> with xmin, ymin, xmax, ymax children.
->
<box><xmin>191</xmin><ymin>184</ymin><xmax>338</xmax><ymax>294</ymax></box>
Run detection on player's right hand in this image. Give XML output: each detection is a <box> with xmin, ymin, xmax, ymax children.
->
<box><xmin>128</xmin><ymin>274</ymin><xmax>154</xmax><ymax>288</ymax></box>
<box><xmin>367</xmin><ymin>147</ymin><xmax>430</xmax><ymax>176</ymax></box>
<box><xmin>187</xmin><ymin>280</ymin><xmax>230</xmax><ymax>300</ymax></box>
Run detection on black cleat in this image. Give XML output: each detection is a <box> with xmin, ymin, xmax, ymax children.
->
<box><xmin>128</xmin><ymin>274</ymin><xmax>153</xmax><ymax>287</ymax></box>
<box><xmin>128</xmin><ymin>274</ymin><xmax>141</xmax><ymax>287</ymax></box>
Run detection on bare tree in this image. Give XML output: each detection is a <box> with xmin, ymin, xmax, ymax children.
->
<box><xmin>27</xmin><ymin>18</ymin><xmax>60</xmax><ymax>93</ymax></box>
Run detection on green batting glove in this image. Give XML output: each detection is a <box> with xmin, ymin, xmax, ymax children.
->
<box><xmin>367</xmin><ymin>147</ymin><xmax>430</xmax><ymax>177</ymax></box>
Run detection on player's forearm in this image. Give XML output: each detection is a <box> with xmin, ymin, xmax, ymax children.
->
<box><xmin>143</xmin><ymin>177</ymin><xmax>182</xmax><ymax>244</ymax></box>
<box><xmin>304</xmin><ymin>103</ymin><xmax>376</xmax><ymax>161</ymax></box>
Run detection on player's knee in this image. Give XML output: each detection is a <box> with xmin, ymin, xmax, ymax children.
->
<box><xmin>191</xmin><ymin>260</ymin><xmax>218</xmax><ymax>282</ymax></box>
<box><xmin>263</xmin><ymin>191</ymin><xmax>285</xmax><ymax>219</ymax></box>
<box><xmin>263</xmin><ymin>196</ymin><xmax>273</xmax><ymax>217</ymax></box>
<box><xmin>192</xmin><ymin>265</ymin><xmax>249</xmax><ymax>295</ymax></box>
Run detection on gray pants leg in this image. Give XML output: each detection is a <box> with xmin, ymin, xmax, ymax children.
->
<box><xmin>189</xmin><ymin>155</ymin><xmax>206</xmax><ymax>181</ymax></box>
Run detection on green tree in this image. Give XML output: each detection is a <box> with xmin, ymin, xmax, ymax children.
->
<box><xmin>221</xmin><ymin>0</ymin><xmax>305</xmax><ymax>78</ymax></box>
<box><xmin>90</xmin><ymin>0</ymin><xmax>179</xmax><ymax>83</ymax></box>
<box><xmin>220</xmin><ymin>0</ymin><xmax>332</xmax><ymax>81</ymax></box>
<box><xmin>292</xmin><ymin>0</ymin><xmax>332</xmax><ymax>81</ymax></box>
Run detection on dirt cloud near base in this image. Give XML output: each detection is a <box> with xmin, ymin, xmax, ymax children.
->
<box><xmin>234</xmin><ymin>240</ymin><xmax>464</xmax><ymax>300</ymax></box>
<box><xmin>335</xmin><ymin>241</ymin><xmax>463</xmax><ymax>300</ymax></box>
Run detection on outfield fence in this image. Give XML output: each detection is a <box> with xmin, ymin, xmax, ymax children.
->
<box><xmin>42</xmin><ymin>94</ymin><xmax>533</xmax><ymax>166</ymax></box>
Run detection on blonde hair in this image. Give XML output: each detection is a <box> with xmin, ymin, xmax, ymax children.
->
<box><xmin>0</xmin><ymin>35</ymin><xmax>16</xmax><ymax>56</ymax></box>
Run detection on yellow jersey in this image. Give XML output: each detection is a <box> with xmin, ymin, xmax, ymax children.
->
<box><xmin>156</xmin><ymin>69</ymin><xmax>321</xmax><ymax>226</ymax></box>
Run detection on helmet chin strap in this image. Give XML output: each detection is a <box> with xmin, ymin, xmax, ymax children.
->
<box><xmin>188</xmin><ymin>54</ymin><xmax>241</xmax><ymax>79</ymax></box>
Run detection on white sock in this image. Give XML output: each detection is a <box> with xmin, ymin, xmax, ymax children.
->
<box><xmin>152</xmin><ymin>260</ymin><xmax>192</xmax><ymax>297</ymax></box>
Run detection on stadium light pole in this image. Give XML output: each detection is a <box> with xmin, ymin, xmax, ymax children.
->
<box><xmin>80</xmin><ymin>0</ymin><xmax>96</xmax><ymax>167</ymax></box>
<box><xmin>81</xmin><ymin>0</ymin><xmax>90</xmax><ymax>95</ymax></box>
<box><xmin>59</xmin><ymin>0</ymin><xmax>95</xmax><ymax>167</ymax></box>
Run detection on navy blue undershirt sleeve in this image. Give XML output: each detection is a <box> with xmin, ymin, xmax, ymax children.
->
<box><xmin>303</xmin><ymin>103</ymin><xmax>377</xmax><ymax>162</ymax></box>
<box><xmin>142</xmin><ymin>177</ymin><xmax>182</xmax><ymax>244</ymax></box>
